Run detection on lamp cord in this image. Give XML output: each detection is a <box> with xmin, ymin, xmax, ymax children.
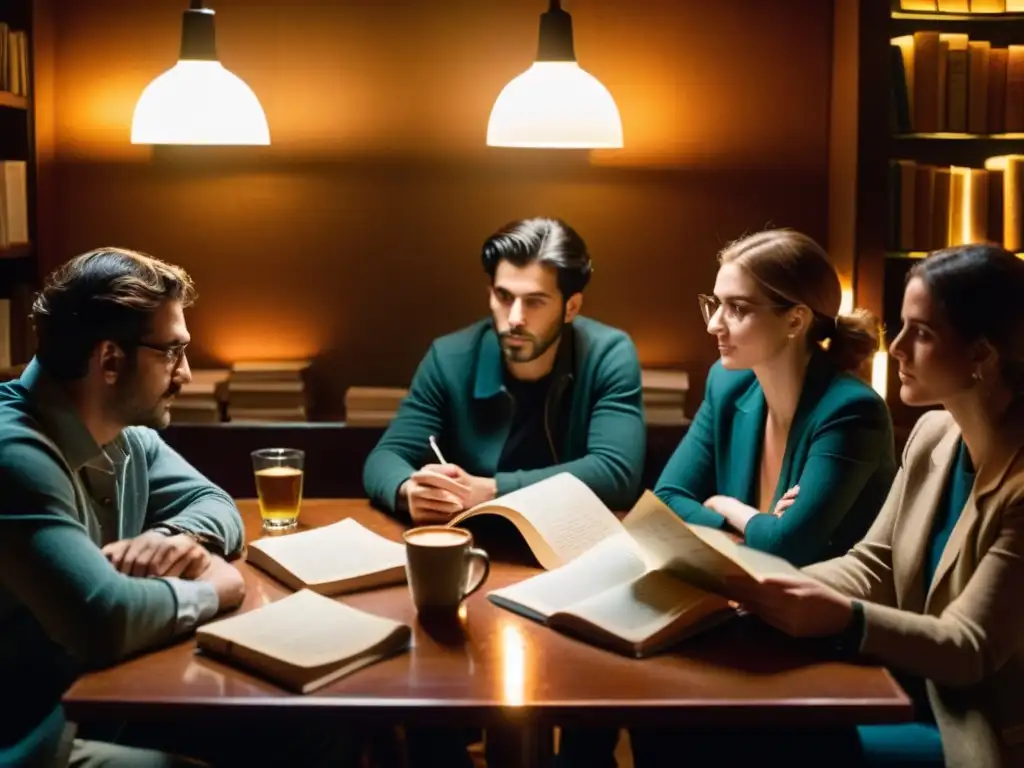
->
<box><xmin>190</xmin><ymin>0</ymin><xmax>204</xmax><ymax>9</ymax></box>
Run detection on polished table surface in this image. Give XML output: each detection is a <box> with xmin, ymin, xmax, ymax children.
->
<box><xmin>63</xmin><ymin>500</ymin><xmax>912</xmax><ymax>728</ymax></box>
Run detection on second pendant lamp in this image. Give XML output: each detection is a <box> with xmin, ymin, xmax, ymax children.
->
<box><xmin>486</xmin><ymin>0</ymin><xmax>623</xmax><ymax>149</ymax></box>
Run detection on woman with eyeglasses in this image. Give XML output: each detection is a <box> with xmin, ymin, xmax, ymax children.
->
<box><xmin>653</xmin><ymin>228</ymin><xmax>896</xmax><ymax>566</ymax></box>
<box><xmin>557</xmin><ymin>229</ymin><xmax>897</xmax><ymax>768</ymax></box>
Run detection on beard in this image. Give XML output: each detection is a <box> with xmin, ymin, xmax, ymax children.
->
<box><xmin>113</xmin><ymin>373</ymin><xmax>181</xmax><ymax>430</ymax></box>
<box><xmin>497</xmin><ymin>318</ymin><xmax>565</xmax><ymax>363</ymax></box>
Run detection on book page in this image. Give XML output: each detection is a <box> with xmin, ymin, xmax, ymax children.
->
<box><xmin>555</xmin><ymin>570</ymin><xmax>729</xmax><ymax>649</ymax></box>
<box><xmin>197</xmin><ymin>589</ymin><xmax>409</xmax><ymax>670</ymax></box>
<box><xmin>687</xmin><ymin>526</ymin><xmax>804</xmax><ymax>581</ymax></box>
<box><xmin>622</xmin><ymin>492</ymin><xmax>744</xmax><ymax>591</ymax></box>
<box><xmin>488</xmin><ymin>533</ymin><xmax>647</xmax><ymax>619</ymax></box>
<box><xmin>247</xmin><ymin>518</ymin><xmax>406</xmax><ymax>587</ymax></box>
<box><xmin>450</xmin><ymin>472</ymin><xmax>624</xmax><ymax>569</ymax></box>
<box><xmin>622</xmin><ymin>492</ymin><xmax>803</xmax><ymax>590</ymax></box>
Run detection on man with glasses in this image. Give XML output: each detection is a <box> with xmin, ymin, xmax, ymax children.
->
<box><xmin>0</xmin><ymin>248</ymin><xmax>354</xmax><ymax>767</ymax></box>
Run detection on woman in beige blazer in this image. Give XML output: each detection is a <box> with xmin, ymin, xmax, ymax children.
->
<box><xmin>727</xmin><ymin>243</ymin><xmax>1024</xmax><ymax>768</ymax></box>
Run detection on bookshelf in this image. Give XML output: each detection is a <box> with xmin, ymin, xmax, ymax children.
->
<box><xmin>0</xmin><ymin>0</ymin><xmax>38</xmax><ymax>368</ymax></box>
<box><xmin>829</xmin><ymin>0</ymin><xmax>1024</xmax><ymax>431</ymax></box>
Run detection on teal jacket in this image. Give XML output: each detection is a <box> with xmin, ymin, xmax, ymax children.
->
<box><xmin>363</xmin><ymin>316</ymin><xmax>646</xmax><ymax>514</ymax></box>
<box><xmin>655</xmin><ymin>354</ymin><xmax>896</xmax><ymax>566</ymax></box>
<box><xmin>0</xmin><ymin>360</ymin><xmax>244</xmax><ymax>765</ymax></box>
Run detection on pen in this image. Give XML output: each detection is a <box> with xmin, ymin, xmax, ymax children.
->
<box><xmin>428</xmin><ymin>435</ymin><xmax>448</xmax><ymax>465</ymax></box>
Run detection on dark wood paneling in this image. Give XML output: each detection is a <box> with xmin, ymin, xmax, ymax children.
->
<box><xmin>163</xmin><ymin>423</ymin><xmax>690</xmax><ymax>499</ymax></box>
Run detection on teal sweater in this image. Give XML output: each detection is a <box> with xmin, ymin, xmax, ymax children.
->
<box><xmin>0</xmin><ymin>360</ymin><xmax>244</xmax><ymax>765</ymax></box>
<box><xmin>363</xmin><ymin>317</ymin><xmax>646</xmax><ymax>513</ymax></box>
<box><xmin>655</xmin><ymin>355</ymin><xmax>896</xmax><ymax>566</ymax></box>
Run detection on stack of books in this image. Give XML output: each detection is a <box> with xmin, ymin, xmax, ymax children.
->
<box><xmin>641</xmin><ymin>368</ymin><xmax>689</xmax><ymax>426</ymax></box>
<box><xmin>170</xmin><ymin>369</ymin><xmax>229</xmax><ymax>423</ymax></box>
<box><xmin>227</xmin><ymin>360</ymin><xmax>311</xmax><ymax>423</ymax></box>
<box><xmin>344</xmin><ymin>386</ymin><xmax>409</xmax><ymax>426</ymax></box>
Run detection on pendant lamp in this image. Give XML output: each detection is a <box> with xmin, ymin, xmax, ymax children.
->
<box><xmin>486</xmin><ymin>0</ymin><xmax>622</xmax><ymax>149</ymax></box>
<box><xmin>131</xmin><ymin>1</ymin><xmax>270</xmax><ymax>146</ymax></box>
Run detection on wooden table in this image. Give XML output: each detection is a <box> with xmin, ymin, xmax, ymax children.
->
<box><xmin>64</xmin><ymin>500</ymin><xmax>912</xmax><ymax>736</ymax></box>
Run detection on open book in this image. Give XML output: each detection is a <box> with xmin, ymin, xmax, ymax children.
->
<box><xmin>246</xmin><ymin>518</ymin><xmax>407</xmax><ymax>595</ymax></box>
<box><xmin>196</xmin><ymin>589</ymin><xmax>411</xmax><ymax>693</ymax></box>
<box><xmin>452</xmin><ymin>473</ymin><xmax>804</xmax><ymax>657</ymax></box>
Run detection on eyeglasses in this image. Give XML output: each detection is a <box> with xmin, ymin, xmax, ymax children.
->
<box><xmin>136</xmin><ymin>340</ymin><xmax>189</xmax><ymax>369</ymax></box>
<box><xmin>697</xmin><ymin>294</ymin><xmax>794</xmax><ymax>326</ymax></box>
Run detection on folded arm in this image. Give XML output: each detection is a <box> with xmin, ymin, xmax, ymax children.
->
<box><xmin>137</xmin><ymin>427</ymin><xmax>244</xmax><ymax>557</ymax></box>
<box><xmin>743</xmin><ymin>398</ymin><xmax>893</xmax><ymax>564</ymax></box>
<box><xmin>802</xmin><ymin>413</ymin><xmax>931</xmax><ymax>605</ymax></box>
<box><xmin>0</xmin><ymin>442</ymin><xmax>215</xmax><ymax>668</ymax></box>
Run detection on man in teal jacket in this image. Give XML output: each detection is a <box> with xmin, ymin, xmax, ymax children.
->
<box><xmin>363</xmin><ymin>218</ymin><xmax>645</xmax><ymax>768</ymax></box>
<box><xmin>0</xmin><ymin>249</ymin><xmax>351</xmax><ymax>767</ymax></box>
<box><xmin>363</xmin><ymin>217</ymin><xmax>645</xmax><ymax>525</ymax></box>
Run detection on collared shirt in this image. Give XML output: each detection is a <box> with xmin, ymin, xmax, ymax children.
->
<box><xmin>0</xmin><ymin>359</ymin><xmax>244</xmax><ymax>763</ymax></box>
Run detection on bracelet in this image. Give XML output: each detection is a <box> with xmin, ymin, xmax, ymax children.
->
<box><xmin>831</xmin><ymin>600</ymin><xmax>866</xmax><ymax>660</ymax></box>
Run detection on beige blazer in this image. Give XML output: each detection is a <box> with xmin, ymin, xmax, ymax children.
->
<box><xmin>806</xmin><ymin>408</ymin><xmax>1024</xmax><ymax>768</ymax></box>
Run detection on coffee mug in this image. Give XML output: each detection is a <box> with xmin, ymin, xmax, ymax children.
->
<box><xmin>403</xmin><ymin>526</ymin><xmax>490</xmax><ymax>614</ymax></box>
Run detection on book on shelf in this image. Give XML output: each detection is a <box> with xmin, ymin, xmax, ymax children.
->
<box><xmin>196</xmin><ymin>589</ymin><xmax>412</xmax><ymax>694</ymax></box>
<box><xmin>641</xmin><ymin>368</ymin><xmax>689</xmax><ymax>426</ymax></box>
<box><xmin>170</xmin><ymin>369</ymin><xmax>229</xmax><ymax>424</ymax></box>
<box><xmin>896</xmin><ymin>3</ymin><xmax>1020</xmax><ymax>16</ymax></box>
<box><xmin>227</xmin><ymin>359</ymin><xmax>311</xmax><ymax>422</ymax></box>
<box><xmin>885</xmin><ymin>157</ymin><xmax>1024</xmax><ymax>252</ymax></box>
<box><xmin>0</xmin><ymin>160</ymin><xmax>28</xmax><ymax>248</ymax></box>
<box><xmin>0</xmin><ymin>25</ymin><xmax>30</xmax><ymax>97</ymax></box>
<box><xmin>448</xmin><ymin>473</ymin><xmax>802</xmax><ymax>658</ymax></box>
<box><xmin>245</xmin><ymin>517</ymin><xmax>408</xmax><ymax>595</ymax></box>
<box><xmin>890</xmin><ymin>32</ymin><xmax>1024</xmax><ymax>135</ymax></box>
<box><xmin>344</xmin><ymin>386</ymin><xmax>409</xmax><ymax>426</ymax></box>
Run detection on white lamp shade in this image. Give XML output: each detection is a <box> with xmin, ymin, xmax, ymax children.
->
<box><xmin>131</xmin><ymin>60</ymin><xmax>270</xmax><ymax>145</ymax></box>
<box><xmin>486</xmin><ymin>61</ymin><xmax>622</xmax><ymax>149</ymax></box>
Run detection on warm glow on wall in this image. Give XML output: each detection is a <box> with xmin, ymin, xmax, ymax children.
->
<box><xmin>203</xmin><ymin>322</ymin><xmax>322</xmax><ymax>364</ymax></box>
<box><xmin>839</xmin><ymin>286</ymin><xmax>854</xmax><ymax>315</ymax></box>
<box><xmin>871</xmin><ymin>349</ymin><xmax>888</xmax><ymax>399</ymax></box>
<box><xmin>131</xmin><ymin>2</ymin><xmax>269</xmax><ymax>146</ymax></box>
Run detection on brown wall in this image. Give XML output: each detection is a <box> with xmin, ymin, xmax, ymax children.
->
<box><xmin>38</xmin><ymin>0</ymin><xmax>834</xmax><ymax>419</ymax></box>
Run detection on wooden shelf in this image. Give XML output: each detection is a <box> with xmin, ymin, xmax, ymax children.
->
<box><xmin>887</xmin><ymin>250</ymin><xmax>1024</xmax><ymax>259</ymax></box>
<box><xmin>0</xmin><ymin>91</ymin><xmax>28</xmax><ymax>110</ymax></box>
<box><xmin>895</xmin><ymin>132</ymin><xmax>1024</xmax><ymax>140</ymax></box>
<box><xmin>890</xmin><ymin>134</ymin><xmax>1024</xmax><ymax>165</ymax></box>
<box><xmin>0</xmin><ymin>243</ymin><xmax>31</xmax><ymax>260</ymax></box>
<box><xmin>892</xmin><ymin>11</ymin><xmax>1024</xmax><ymax>22</ymax></box>
<box><xmin>891</xmin><ymin>13</ymin><xmax>1024</xmax><ymax>43</ymax></box>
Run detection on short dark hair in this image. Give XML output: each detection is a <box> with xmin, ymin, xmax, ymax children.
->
<box><xmin>31</xmin><ymin>247</ymin><xmax>197</xmax><ymax>381</ymax></box>
<box><xmin>481</xmin><ymin>217</ymin><xmax>592</xmax><ymax>298</ymax></box>
<box><xmin>909</xmin><ymin>243</ymin><xmax>1024</xmax><ymax>392</ymax></box>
